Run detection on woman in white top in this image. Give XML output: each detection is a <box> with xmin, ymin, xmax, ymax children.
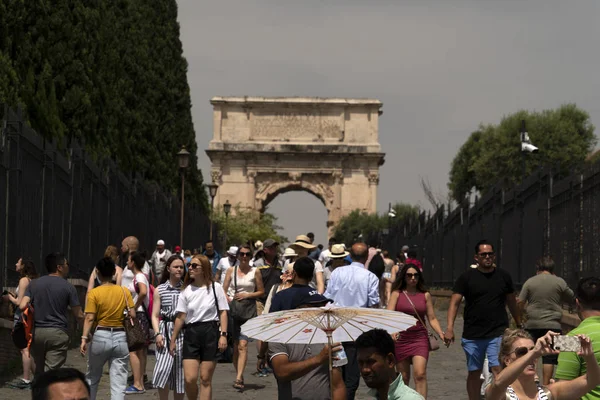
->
<box><xmin>485</xmin><ymin>329</ymin><xmax>600</xmax><ymax>400</ymax></box>
<box><xmin>222</xmin><ymin>245</ymin><xmax>265</xmax><ymax>391</ymax></box>
<box><xmin>125</xmin><ymin>252</ymin><xmax>151</xmax><ymax>394</ymax></box>
<box><xmin>170</xmin><ymin>255</ymin><xmax>229</xmax><ymax>400</ymax></box>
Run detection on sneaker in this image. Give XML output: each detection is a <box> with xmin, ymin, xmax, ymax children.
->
<box><xmin>125</xmin><ymin>385</ymin><xmax>145</xmax><ymax>395</ymax></box>
<box><xmin>8</xmin><ymin>379</ymin><xmax>31</xmax><ymax>390</ymax></box>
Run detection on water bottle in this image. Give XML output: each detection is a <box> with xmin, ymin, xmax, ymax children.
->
<box><xmin>332</xmin><ymin>345</ymin><xmax>348</xmax><ymax>367</ymax></box>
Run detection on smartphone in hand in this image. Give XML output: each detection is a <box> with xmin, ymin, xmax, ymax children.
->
<box><xmin>552</xmin><ymin>335</ymin><xmax>582</xmax><ymax>352</ymax></box>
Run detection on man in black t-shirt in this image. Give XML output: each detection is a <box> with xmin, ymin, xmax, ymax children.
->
<box><xmin>444</xmin><ymin>240</ymin><xmax>522</xmax><ymax>400</ymax></box>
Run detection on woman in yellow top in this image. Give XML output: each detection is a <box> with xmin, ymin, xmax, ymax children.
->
<box><xmin>81</xmin><ymin>257</ymin><xmax>135</xmax><ymax>400</ymax></box>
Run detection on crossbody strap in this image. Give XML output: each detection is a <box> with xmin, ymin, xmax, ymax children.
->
<box><xmin>403</xmin><ymin>291</ymin><xmax>430</xmax><ymax>331</ymax></box>
<box><xmin>211</xmin><ymin>282</ymin><xmax>223</xmax><ymax>330</ymax></box>
<box><xmin>234</xmin><ymin>266</ymin><xmax>238</xmax><ymax>293</ymax></box>
<box><xmin>121</xmin><ymin>286</ymin><xmax>132</xmax><ymax>315</ymax></box>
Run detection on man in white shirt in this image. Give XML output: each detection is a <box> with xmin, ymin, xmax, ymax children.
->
<box><xmin>324</xmin><ymin>242</ymin><xmax>380</xmax><ymax>400</ymax></box>
<box><xmin>318</xmin><ymin>238</ymin><xmax>336</xmax><ymax>267</ymax></box>
<box><xmin>215</xmin><ymin>246</ymin><xmax>239</xmax><ymax>284</ymax></box>
<box><xmin>150</xmin><ymin>240</ymin><xmax>172</xmax><ymax>280</ymax></box>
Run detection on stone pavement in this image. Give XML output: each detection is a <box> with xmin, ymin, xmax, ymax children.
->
<box><xmin>0</xmin><ymin>312</ymin><xmax>468</xmax><ymax>399</ymax></box>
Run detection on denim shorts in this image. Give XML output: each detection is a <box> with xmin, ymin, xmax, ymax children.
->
<box><xmin>461</xmin><ymin>336</ymin><xmax>502</xmax><ymax>372</ymax></box>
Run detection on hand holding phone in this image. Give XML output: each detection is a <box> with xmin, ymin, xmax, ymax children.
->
<box><xmin>552</xmin><ymin>335</ymin><xmax>582</xmax><ymax>352</ymax></box>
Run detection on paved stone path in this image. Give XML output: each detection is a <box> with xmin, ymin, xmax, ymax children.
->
<box><xmin>0</xmin><ymin>312</ymin><xmax>467</xmax><ymax>399</ymax></box>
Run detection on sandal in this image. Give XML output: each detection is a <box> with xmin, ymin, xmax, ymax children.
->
<box><xmin>233</xmin><ymin>379</ymin><xmax>244</xmax><ymax>391</ymax></box>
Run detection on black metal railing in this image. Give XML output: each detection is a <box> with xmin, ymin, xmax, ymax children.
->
<box><xmin>384</xmin><ymin>165</ymin><xmax>600</xmax><ymax>289</ymax></box>
<box><xmin>0</xmin><ymin>105</ymin><xmax>210</xmax><ymax>287</ymax></box>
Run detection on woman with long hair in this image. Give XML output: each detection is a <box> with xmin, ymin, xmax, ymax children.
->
<box><xmin>152</xmin><ymin>255</ymin><xmax>185</xmax><ymax>400</ymax></box>
<box><xmin>170</xmin><ymin>255</ymin><xmax>229</xmax><ymax>400</ymax></box>
<box><xmin>485</xmin><ymin>329</ymin><xmax>600</xmax><ymax>400</ymax></box>
<box><xmin>86</xmin><ymin>245</ymin><xmax>123</xmax><ymax>300</ymax></box>
<box><xmin>222</xmin><ymin>245</ymin><xmax>265</xmax><ymax>391</ymax></box>
<box><xmin>80</xmin><ymin>257</ymin><xmax>136</xmax><ymax>400</ymax></box>
<box><xmin>2</xmin><ymin>257</ymin><xmax>38</xmax><ymax>388</ymax></box>
<box><xmin>125</xmin><ymin>251</ymin><xmax>151</xmax><ymax>394</ymax></box>
<box><xmin>387</xmin><ymin>264</ymin><xmax>445</xmax><ymax>398</ymax></box>
<box><xmin>368</xmin><ymin>254</ymin><xmax>388</xmax><ymax>308</ymax></box>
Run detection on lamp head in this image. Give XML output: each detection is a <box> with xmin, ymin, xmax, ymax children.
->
<box><xmin>177</xmin><ymin>146</ymin><xmax>190</xmax><ymax>169</ymax></box>
<box><xmin>207</xmin><ymin>183</ymin><xmax>218</xmax><ymax>199</ymax></box>
<box><xmin>223</xmin><ymin>200</ymin><xmax>231</xmax><ymax>216</ymax></box>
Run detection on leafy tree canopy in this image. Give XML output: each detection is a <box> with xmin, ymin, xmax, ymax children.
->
<box><xmin>212</xmin><ymin>205</ymin><xmax>287</xmax><ymax>250</ymax></box>
<box><xmin>333</xmin><ymin>203</ymin><xmax>420</xmax><ymax>247</ymax></box>
<box><xmin>0</xmin><ymin>0</ymin><xmax>207</xmax><ymax>209</ymax></box>
<box><xmin>448</xmin><ymin>104</ymin><xmax>596</xmax><ymax>203</ymax></box>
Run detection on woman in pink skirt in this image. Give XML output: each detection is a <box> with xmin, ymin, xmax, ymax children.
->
<box><xmin>387</xmin><ymin>263</ymin><xmax>445</xmax><ymax>398</ymax></box>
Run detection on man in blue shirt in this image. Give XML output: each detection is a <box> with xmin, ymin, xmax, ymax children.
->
<box><xmin>270</xmin><ymin>257</ymin><xmax>331</xmax><ymax>313</ymax></box>
<box><xmin>324</xmin><ymin>242</ymin><xmax>380</xmax><ymax>400</ymax></box>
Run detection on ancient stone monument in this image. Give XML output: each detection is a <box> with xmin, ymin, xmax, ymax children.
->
<box><xmin>206</xmin><ymin>96</ymin><xmax>385</xmax><ymax>235</ymax></box>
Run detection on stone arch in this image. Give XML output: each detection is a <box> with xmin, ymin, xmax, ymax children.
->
<box><xmin>256</xmin><ymin>179</ymin><xmax>332</xmax><ymax>217</ymax></box>
<box><xmin>205</xmin><ymin>96</ymin><xmax>385</xmax><ymax>236</ymax></box>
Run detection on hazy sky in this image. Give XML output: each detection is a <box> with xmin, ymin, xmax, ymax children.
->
<box><xmin>176</xmin><ymin>0</ymin><xmax>600</xmax><ymax>247</ymax></box>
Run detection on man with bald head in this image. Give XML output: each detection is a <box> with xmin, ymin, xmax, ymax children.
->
<box><xmin>324</xmin><ymin>242</ymin><xmax>380</xmax><ymax>399</ymax></box>
<box><xmin>120</xmin><ymin>236</ymin><xmax>150</xmax><ymax>288</ymax></box>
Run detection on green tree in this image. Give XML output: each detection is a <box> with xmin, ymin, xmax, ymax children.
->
<box><xmin>448</xmin><ymin>105</ymin><xmax>596</xmax><ymax>203</ymax></box>
<box><xmin>0</xmin><ymin>0</ymin><xmax>208</xmax><ymax>210</ymax></box>
<box><xmin>212</xmin><ymin>206</ymin><xmax>287</xmax><ymax>249</ymax></box>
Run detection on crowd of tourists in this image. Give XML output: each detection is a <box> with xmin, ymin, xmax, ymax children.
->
<box><xmin>3</xmin><ymin>234</ymin><xmax>600</xmax><ymax>400</ymax></box>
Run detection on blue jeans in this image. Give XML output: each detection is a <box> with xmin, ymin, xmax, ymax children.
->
<box><xmin>86</xmin><ymin>329</ymin><xmax>129</xmax><ymax>400</ymax></box>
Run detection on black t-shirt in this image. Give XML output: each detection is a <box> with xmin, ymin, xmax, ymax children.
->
<box><xmin>452</xmin><ymin>267</ymin><xmax>515</xmax><ymax>339</ymax></box>
<box><xmin>269</xmin><ymin>284</ymin><xmax>317</xmax><ymax>313</ymax></box>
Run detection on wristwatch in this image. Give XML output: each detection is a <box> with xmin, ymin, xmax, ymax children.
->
<box><xmin>220</xmin><ymin>331</ymin><xmax>228</xmax><ymax>337</ymax></box>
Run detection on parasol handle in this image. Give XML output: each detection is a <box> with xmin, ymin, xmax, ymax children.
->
<box><xmin>327</xmin><ymin>331</ymin><xmax>334</xmax><ymax>400</ymax></box>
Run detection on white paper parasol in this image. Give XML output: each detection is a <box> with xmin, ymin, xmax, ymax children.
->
<box><xmin>241</xmin><ymin>304</ymin><xmax>417</xmax><ymax>399</ymax></box>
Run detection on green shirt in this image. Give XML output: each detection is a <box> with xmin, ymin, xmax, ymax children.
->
<box><xmin>368</xmin><ymin>374</ymin><xmax>424</xmax><ymax>400</ymax></box>
<box><xmin>555</xmin><ymin>316</ymin><xmax>600</xmax><ymax>400</ymax></box>
<box><xmin>519</xmin><ymin>273</ymin><xmax>575</xmax><ymax>330</ymax></box>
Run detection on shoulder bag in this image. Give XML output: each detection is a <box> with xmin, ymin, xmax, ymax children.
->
<box><xmin>403</xmin><ymin>291</ymin><xmax>440</xmax><ymax>351</ymax></box>
<box><xmin>121</xmin><ymin>287</ymin><xmax>146</xmax><ymax>351</ymax></box>
<box><xmin>229</xmin><ymin>266</ymin><xmax>257</xmax><ymax>321</ymax></box>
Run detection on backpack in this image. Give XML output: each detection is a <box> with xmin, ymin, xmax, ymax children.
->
<box><xmin>12</xmin><ymin>305</ymin><xmax>34</xmax><ymax>350</ymax></box>
<box><xmin>133</xmin><ymin>275</ymin><xmax>155</xmax><ymax>319</ymax></box>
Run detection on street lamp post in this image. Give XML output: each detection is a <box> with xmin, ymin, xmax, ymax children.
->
<box><xmin>207</xmin><ymin>183</ymin><xmax>219</xmax><ymax>240</ymax></box>
<box><xmin>223</xmin><ymin>200</ymin><xmax>231</xmax><ymax>250</ymax></box>
<box><xmin>177</xmin><ymin>146</ymin><xmax>190</xmax><ymax>249</ymax></box>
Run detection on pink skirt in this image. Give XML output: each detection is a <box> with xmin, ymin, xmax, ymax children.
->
<box><xmin>395</xmin><ymin>325</ymin><xmax>429</xmax><ymax>361</ymax></box>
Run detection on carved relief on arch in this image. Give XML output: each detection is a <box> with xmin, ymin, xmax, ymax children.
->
<box><xmin>254</xmin><ymin>173</ymin><xmax>336</xmax><ymax>212</ymax></box>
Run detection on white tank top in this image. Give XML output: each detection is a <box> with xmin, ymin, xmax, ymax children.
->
<box><xmin>232</xmin><ymin>267</ymin><xmax>257</xmax><ymax>295</ymax></box>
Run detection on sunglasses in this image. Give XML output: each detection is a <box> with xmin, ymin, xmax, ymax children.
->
<box><xmin>406</xmin><ymin>273</ymin><xmax>419</xmax><ymax>279</ymax></box>
<box><xmin>509</xmin><ymin>346</ymin><xmax>534</xmax><ymax>358</ymax></box>
<box><xmin>189</xmin><ymin>263</ymin><xmax>201</xmax><ymax>269</ymax></box>
<box><xmin>239</xmin><ymin>252</ymin><xmax>252</xmax><ymax>257</ymax></box>
<box><xmin>478</xmin><ymin>252</ymin><xmax>495</xmax><ymax>258</ymax></box>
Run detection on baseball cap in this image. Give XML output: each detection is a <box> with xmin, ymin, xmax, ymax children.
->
<box><xmin>157</xmin><ymin>240</ymin><xmax>165</xmax><ymax>246</ymax></box>
<box><xmin>263</xmin><ymin>238</ymin><xmax>279</xmax><ymax>248</ymax></box>
<box><xmin>292</xmin><ymin>290</ymin><xmax>332</xmax><ymax>309</ymax></box>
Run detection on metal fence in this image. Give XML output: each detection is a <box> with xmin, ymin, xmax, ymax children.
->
<box><xmin>383</xmin><ymin>164</ymin><xmax>600</xmax><ymax>289</ymax></box>
<box><xmin>0</xmin><ymin>106</ymin><xmax>210</xmax><ymax>287</ymax></box>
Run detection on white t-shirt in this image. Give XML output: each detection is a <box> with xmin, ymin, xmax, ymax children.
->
<box><xmin>128</xmin><ymin>272</ymin><xmax>150</xmax><ymax>312</ymax></box>
<box><xmin>216</xmin><ymin>258</ymin><xmax>239</xmax><ymax>284</ymax></box>
<box><xmin>309</xmin><ymin>260</ymin><xmax>324</xmax><ymax>290</ymax></box>
<box><xmin>121</xmin><ymin>263</ymin><xmax>151</xmax><ymax>290</ymax></box>
<box><xmin>175</xmin><ymin>282</ymin><xmax>230</xmax><ymax>324</ymax></box>
<box><xmin>318</xmin><ymin>249</ymin><xmax>332</xmax><ymax>266</ymax></box>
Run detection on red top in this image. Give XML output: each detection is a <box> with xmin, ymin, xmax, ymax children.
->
<box><xmin>395</xmin><ymin>291</ymin><xmax>427</xmax><ymax>332</ymax></box>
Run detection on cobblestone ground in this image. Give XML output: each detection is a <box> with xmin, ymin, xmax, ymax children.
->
<box><xmin>0</xmin><ymin>311</ymin><xmax>467</xmax><ymax>399</ymax></box>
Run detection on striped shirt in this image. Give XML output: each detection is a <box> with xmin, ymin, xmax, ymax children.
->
<box><xmin>555</xmin><ymin>316</ymin><xmax>600</xmax><ymax>400</ymax></box>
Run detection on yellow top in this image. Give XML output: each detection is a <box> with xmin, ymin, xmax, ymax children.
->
<box><xmin>85</xmin><ymin>285</ymin><xmax>134</xmax><ymax>328</ymax></box>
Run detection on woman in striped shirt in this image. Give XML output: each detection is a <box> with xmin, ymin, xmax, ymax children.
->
<box><xmin>151</xmin><ymin>255</ymin><xmax>185</xmax><ymax>399</ymax></box>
